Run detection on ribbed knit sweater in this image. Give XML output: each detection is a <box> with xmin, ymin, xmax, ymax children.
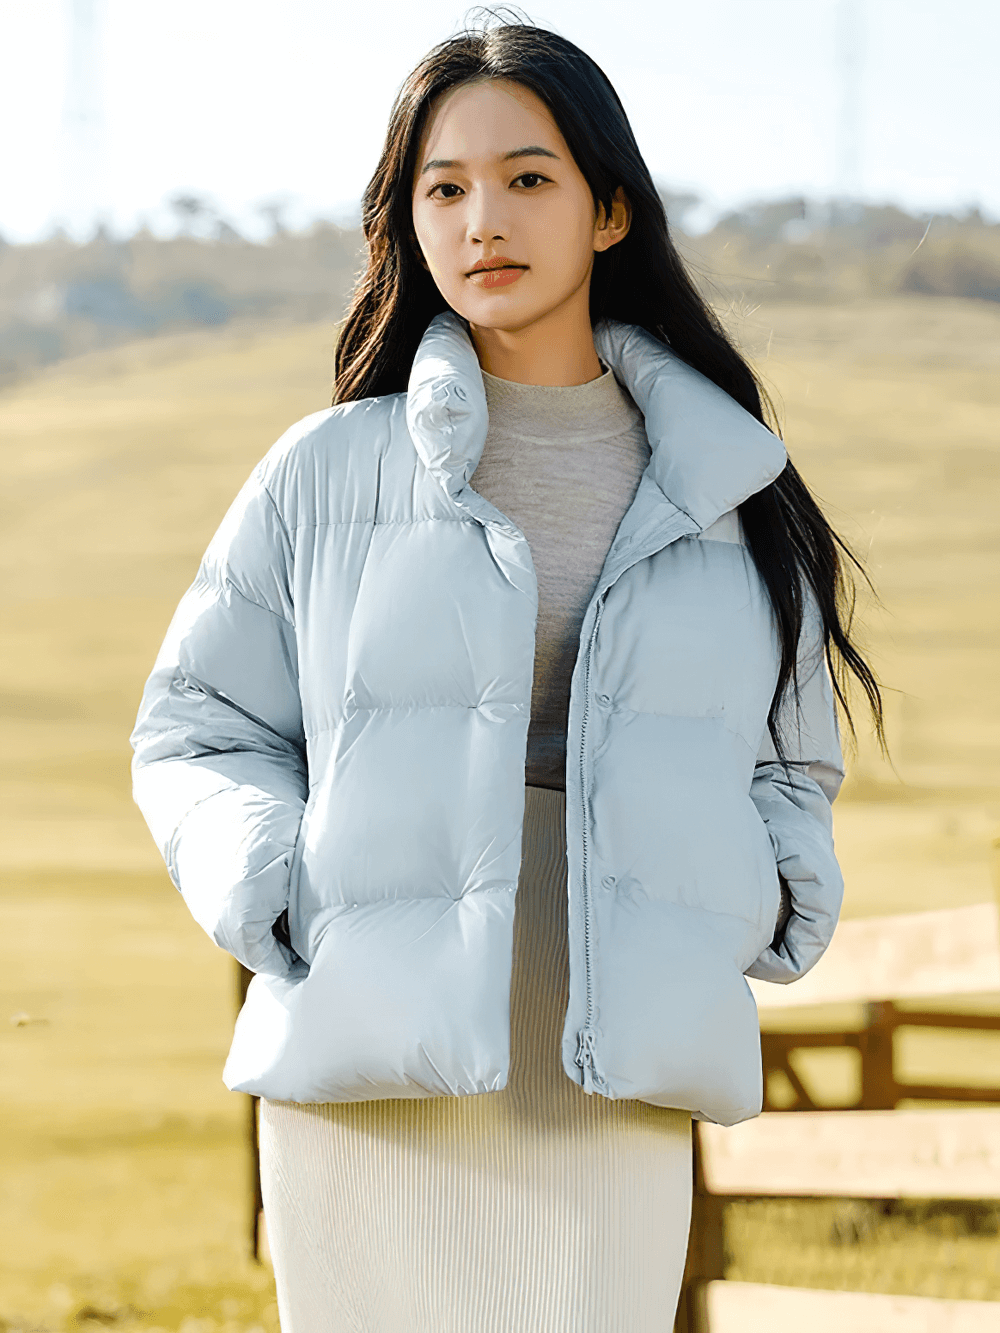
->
<box><xmin>471</xmin><ymin>363</ymin><xmax>651</xmax><ymax>789</ymax></box>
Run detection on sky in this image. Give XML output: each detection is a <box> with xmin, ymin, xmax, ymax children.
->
<box><xmin>0</xmin><ymin>0</ymin><xmax>997</xmax><ymax>242</ymax></box>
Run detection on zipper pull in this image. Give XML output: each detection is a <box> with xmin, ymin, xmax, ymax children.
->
<box><xmin>574</xmin><ymin>1027</ymin><xmax>601</xmax><ymax>1095</ymax></box>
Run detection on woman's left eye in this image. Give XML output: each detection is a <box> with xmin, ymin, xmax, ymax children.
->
<box><xmin>513</xmin><ymin>173</ymin><xmax>548</xmax><ymax>189</ymax></box>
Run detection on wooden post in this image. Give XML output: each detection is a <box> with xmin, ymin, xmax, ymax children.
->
<box><xmin>237</xmin><ymin>962</ymin><xmax>263</xmax><ymax>1262</ymax></box>
<box><xmin>858</xmin><ymin>1001</ymin><xmax>899</xmax><ymax>1110</ymax></box>
<box><xmin>674</xmin><ymin>1124</ymin><xmax>725</xmax><ymax>1333</ymax></box>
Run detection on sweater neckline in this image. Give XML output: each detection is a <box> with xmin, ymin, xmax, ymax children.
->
<box><xmin>404</xmin><ymin>311</ymin><xmax>789</xmax><ymax>531</ymax></box>
<box><xmin>480</xmin><ymin>362</ymin><xmax>640</xmax><ymax>439</ymax></box>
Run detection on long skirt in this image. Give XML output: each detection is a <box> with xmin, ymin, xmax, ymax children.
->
<box><xmin>259</xmin><ymin>785</ymin><xmax>693</xmax><ymax>1332</ymax></box>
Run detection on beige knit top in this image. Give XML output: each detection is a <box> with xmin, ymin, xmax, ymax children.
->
<box><xmin>470</xmin><ymin>364</ymin><xmax>651</xmax><ymax>791</ymax></box>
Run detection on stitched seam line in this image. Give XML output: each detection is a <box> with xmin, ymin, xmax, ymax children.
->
<box><xmin>261</xmin><ymin>482</ymin><xmax>296</xmax><ymax>554</ymax></box>
<box><xmin>285</xmin><ymin>516</ymin><xmax>478</xmax><ymax>532</ymax></box>
<box><xmin>315</xmin><ymin>885</ymin><xmax>518</xmax><ymax>905</ymax></box>
<box><xmin>219</xmin><ymin>577</ymin><xmax>295</xmax><ymax>629</ymax></box>
<box><xmin>604</xmin><ymin>704</ymin><xmax>757</xmax><ymax>754</ymax></box>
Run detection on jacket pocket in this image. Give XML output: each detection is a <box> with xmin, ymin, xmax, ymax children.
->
<box><xmin>285</xmin><ymin>784</ymin><xmax>315</xmax><ymax>963</ymax></box>
<box><xmin>748</xmin><ymin>803</ymin><xmax>782</xmax><ymax>956</ymax></box>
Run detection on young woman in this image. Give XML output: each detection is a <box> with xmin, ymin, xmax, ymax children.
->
<box><xmin>131</xmin><ymin>20</ymin><xmax>882</xmax><ymax>1332</ymax></box>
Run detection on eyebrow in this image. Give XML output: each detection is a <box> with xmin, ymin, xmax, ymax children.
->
<box><xmin>419</xmin><ymin>145</ymin><xmax>559</xmax><ymax>175</ymax></box>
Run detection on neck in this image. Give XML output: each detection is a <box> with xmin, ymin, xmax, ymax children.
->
<box><xmin>466</xmin><ymin>282</ymin><xmax>603</xmax><ymax>387</ymax></box>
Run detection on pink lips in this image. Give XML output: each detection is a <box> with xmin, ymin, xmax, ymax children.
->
<box><xmin>472</xmin><ymin>266</ymin><xmax>525</xmax><ymax>288</ymax></box>
<box><xmin>467</xmin><ymin>256</ymin><xmax>528</xmax><ymax>289</ymax></box>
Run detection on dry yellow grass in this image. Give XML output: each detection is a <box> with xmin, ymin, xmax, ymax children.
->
<box><xmin>1</xmin><ymin>322</ymin><xmax>337</xmax><ymax>1328</ymax></box>
<box><xmin>736</xmin><ymin>296</ymin><xmax>1000</xmax><ymax>920</ymax></box>
<box><xmin>1</xmin><ymin>297</ymin><xmax>998</xmax><ymax>1323</ymax></box>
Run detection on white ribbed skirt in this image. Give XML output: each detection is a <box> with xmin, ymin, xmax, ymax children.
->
<box><xmin>259</xmin><ymin>786</ymin><xmax>693</xmax><ymax>1332</ymax></box>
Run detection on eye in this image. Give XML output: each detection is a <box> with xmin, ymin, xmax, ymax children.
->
<box><xmin>513</xmin><ymin>172</ymin><xmax>549</xmax><ymax>189</ymax></box>
<box><xmin>426</xmin><ymin>181</ymin><xmax>464</xmax><ymax>200</ymax></box>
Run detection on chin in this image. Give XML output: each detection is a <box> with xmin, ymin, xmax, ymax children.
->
<box><xmin>453</xmin><ymin>298</ymin><xmax>554</xmax><ymax>335</ymax></box>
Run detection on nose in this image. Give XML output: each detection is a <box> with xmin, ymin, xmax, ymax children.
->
<box><xmin>466</xmin><ymin>182</ymin><xmax>510</xmax><ymax>248</ymax></box>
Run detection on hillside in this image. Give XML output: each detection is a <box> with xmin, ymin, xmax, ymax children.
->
<box><xmin>2</xmin><ymin>196</ymin><xmax>998</xmax><ymax>385</ymax></box>
<box><xmin>0</xmin><ymin>223</ymin><xmax>364</xmax><ymax>382</ymax></box>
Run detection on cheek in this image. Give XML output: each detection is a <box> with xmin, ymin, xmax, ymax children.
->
<box><xmin>531</xmin><ymin>194</ymin><xmax>595</xmax><ymax>280</ymax></box>
<box><xmin>413</xmin><ymin>206</ymin><xmax>452</xmax><ymax>273</ymax></box>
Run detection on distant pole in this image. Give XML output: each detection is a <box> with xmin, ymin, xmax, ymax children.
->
<box><xmin>61</xmin><ymin>0</ymin><xmax>105</xmax><ymax>235</ymax></box>
<box><xmin>835</xmin><ymin>0</ymin><xmax>864</xmax><ymax>204</ymax></box>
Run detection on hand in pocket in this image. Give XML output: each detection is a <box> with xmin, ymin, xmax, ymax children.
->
<box><xmin>770</xmin><ymin>873</ymin><xmax>793</xmax><ymax>949</ymax></box>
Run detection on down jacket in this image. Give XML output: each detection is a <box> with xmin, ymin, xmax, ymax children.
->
<box><xmin>131</xmin><ymin>311</ymin><xmax>845</xmax><ymax>1127</ymax></box>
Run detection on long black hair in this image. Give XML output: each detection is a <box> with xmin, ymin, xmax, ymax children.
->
<box><xmin>334</xmin><ymin>17</ymin><xmax>884</xmax><ymax>755</ymax></box>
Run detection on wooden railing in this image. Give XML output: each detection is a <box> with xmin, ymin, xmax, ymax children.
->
<box><xmin>674</xmin><ymin>902</ymin><xmax>1000</xmax><ymax>1332</ymax></box>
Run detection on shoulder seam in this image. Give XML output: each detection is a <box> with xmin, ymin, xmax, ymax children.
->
<box><xmin>261</xmin><ymin>481</ymin><xmax>295</xmax><ymax>554</ymax></box>
<box><xmin>221</xmin><ymin>575</ymin><xmax>296</xmax><ymax>630</ymax></box>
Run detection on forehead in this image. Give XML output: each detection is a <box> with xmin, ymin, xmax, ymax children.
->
<box><xmin>417</xmin><ymin>79</ymin><xmax>564</xmax><ymax>164</ymax></box>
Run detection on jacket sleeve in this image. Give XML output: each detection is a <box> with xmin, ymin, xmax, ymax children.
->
<box><xmin>745</xmin><ymin>598</ymin><xmax>846</xmax><ymax>984</ymax></box>
<box><xmin>130</xmin><ymin>463</ymin><xmax>308</xmax><ymax>979</ymax></box>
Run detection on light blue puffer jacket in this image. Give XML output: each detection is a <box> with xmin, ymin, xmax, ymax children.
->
<box><xmin>131</xmin><ymin>311</ymin><xmax>844</xmax><ymax>1126</ymax></box>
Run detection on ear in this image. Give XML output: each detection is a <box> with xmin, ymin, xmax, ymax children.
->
<box><xmin>593</xmin><ymin>186</ymin><xmax>632</xmax><ymax>253</ymax></box>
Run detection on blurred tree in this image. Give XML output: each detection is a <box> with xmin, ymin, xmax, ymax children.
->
<box><xmin>215</xmin><ymin>219</ymin><xmax>244</xmax><ymax>244</ymax></box>
<box><xmin>717</xmin><ymin>197</ymin><xmax>810</xmax><ymax>243</ymax></box>
<box><xmin>655</xmin><ymin>185</ymin><xmax>702</xmax><ymax>233</ymax></box>
<box><xmin>169</xmin><ymin>194</ymin><xmax>215</xmax><ymax>236</ymax></box>
<box><xmin>257</xmin><ymin>196</ymin><xmax>292</xmax><ymax>239</ymax></box>
<box><xmin>898</xmin><ymin>245</ymin><xmax>1000</xmax><ymax>302</ymax></box>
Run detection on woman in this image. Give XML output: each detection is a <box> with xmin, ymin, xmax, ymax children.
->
<box><xmin>131</xmin><ymin>20</ymin><xmax>882</xmax><ymax>1332</ymax></box>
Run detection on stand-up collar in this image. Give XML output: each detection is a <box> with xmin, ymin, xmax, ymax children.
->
<box><xmin>406</xmin><ymin>310</ymin><xmax>787</xmax><ymax>530</ymax></box>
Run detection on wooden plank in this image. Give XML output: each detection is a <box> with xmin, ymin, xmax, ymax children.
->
<box><xmin>699</xmin><ymin>1109</ymin><xmax>1000</xmax><ymax>1198</ymax></box>
<box><xmin>238</xmin><ymin>961</ymin><xmax>264</xmax><ymax>1262</ymax></box>
<box><xmin>707</xmin><ymin>1281</ymin><xmax>1000</xmax><ymax>1333</ymax></box>
<box><xmin>258</xmin><ymin>1209</ymin><xmax>272</xmax><ymax>1268</ymax></box>
<box><xmin>675</xmin><ymin>1134</ymin><xmax>726</xmax><ymax>1333</ymax></box>
<box><xmin>750</xmin><ymin>903</ymin><xmax>1000</xmax><ymax>1010</ymax></box>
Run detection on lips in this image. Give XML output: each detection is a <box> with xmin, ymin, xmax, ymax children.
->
<box><xmin>466</xmin><ymin>256</ymin><xmax>528</xmax><ymax>289</ymax></box>
<box><xmin>466</xmin><ymin>255</ymin><xmax>526</xmax><ymax>275</ymax></box>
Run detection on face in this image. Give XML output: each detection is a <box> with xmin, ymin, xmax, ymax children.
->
<box><xmin>411</xmin><ymin>79</ymin><xmax>629</xmax><ymax>334</ymax></box>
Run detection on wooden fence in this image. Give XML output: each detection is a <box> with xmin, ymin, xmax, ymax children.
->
<box><xmin>674</xmin><ymin>902</ymin><xmax>1000</xmax><ymax>1332</ymax></box>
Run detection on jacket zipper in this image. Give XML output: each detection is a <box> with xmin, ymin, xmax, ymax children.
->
<box><xmin>574</xmin><ymin>592</ymin><xmax>609</xmax><ymax>1095</ymax></box>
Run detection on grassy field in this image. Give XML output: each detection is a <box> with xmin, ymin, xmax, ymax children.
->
<box><xmin>1</xmin><ymin>296</ymin><xmax>999</xmax><ymax>1326</ymax></box>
